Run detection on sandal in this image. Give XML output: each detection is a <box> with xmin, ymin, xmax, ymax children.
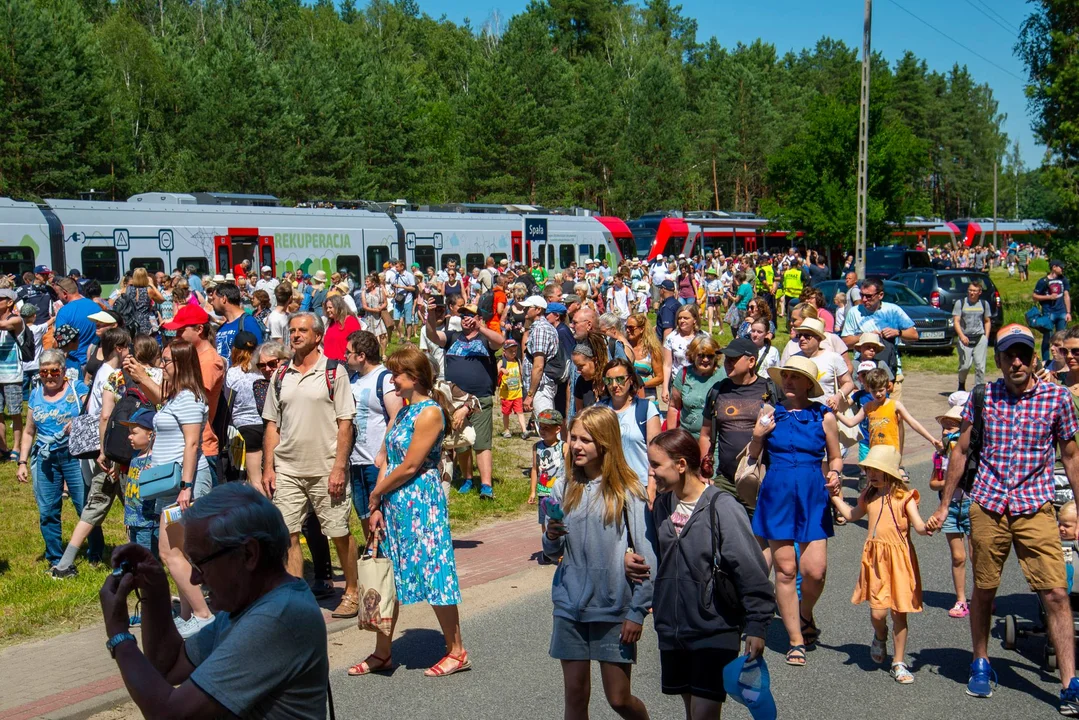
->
<box><xmin>870</xmin><ymin>633</ymin><xmax>888</xmax><ymax>664</ymax></box>
<box><xmin>948</xmin><ymin>601</ymin><xmax>970</xmax><ymax>618</ymax></box>
<box><xmin>347</xmin><ymin>653</ymin><xmax>394</xmax><ymax>676</ymax></box>
<box><xmin>330</xmin><ymin>593</ymin><xmax>360</xmax><ymax>619</ymax></box>
<box><xmin>832</xmin><ymin>506</ymin><xmax>847</xmax><ymax>526</ymax></box>
<box><xmin>785</xmin><ymin>645</ymin><xmax>807</xmax><ymax>666</ymax></box>
<box><xmin>890</xmin><ymin>661</ymin><xmax>914</xmax><ymax>684</ymax></box>
<box><xmin>800</xmin><ymin>615</ymin><xmax>821</xmax><ymax>647</ymax></box>
<box><xmin>899</xmin><ymin>466</ymin><xmax>910</xmax><ymax>484</ymax></box>
<box><xmin>424</xmin><ymin>650</ymin><xmax>472</xmax><ymax>677</ymax></box>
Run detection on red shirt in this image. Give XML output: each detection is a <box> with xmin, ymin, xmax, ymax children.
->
<box><xmin>233</xmin><ymin>264</ymin><xmax>248</xmax><ymax>279</ymax></box>
<box><xmin>323</xmin><ymin>315</ymin><xmax>360</xmax><ymax>362</ymax></box>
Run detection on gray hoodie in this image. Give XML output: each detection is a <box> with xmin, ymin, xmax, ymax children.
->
<box><xmin>542</xmin><ymin>477</ymin><xmax>656</xmax><ymax>625</ymax></box>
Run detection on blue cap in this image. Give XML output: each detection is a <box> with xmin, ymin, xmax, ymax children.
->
<box><xmin>546</xmin><ymin>302</ymin><xmax>567</xmax><ymax>314</ymax></box>
<box><xmin>660</xmin><ymin>279</ymin><xmax>676</xmax><ymax>291</ymax></box>
<box><xmin>722</xmin><ymin>656</ymin><xmax>776</xmax><ymax>720</ymax></box>
<box><xmin>119</xmin><ymin>407</ymin><xmax>156</xmax><ymax>431</ymax></box>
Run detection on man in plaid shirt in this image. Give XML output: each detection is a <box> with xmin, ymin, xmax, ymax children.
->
<box><xmin>521</xmin><ymin>296</ymin><xmax>567</xmax><ymax>428</ymax></box>
<box><xmin>928</xmin><ymin>323</ymin><xmax>1079</xmax><ymax>712</ymax></box>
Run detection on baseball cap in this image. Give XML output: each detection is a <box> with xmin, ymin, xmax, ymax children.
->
<box><xmin>722</xmin><ymin>656</ymin><xmax>776</xmax><ymax>720</ymax></box>
<box><xmin>996</xmin><ymin>323</ymin><xmax>1035</xmax><ymax>352</ymax></box>
<box><xmin>34</xmin><ymin>264</ymin><xmax>52</xmax><ymax>275</ymax></box>
<box><xmin>233</xmin><ymin>330</ymin><xmax>259</xmax><ymax>352</ymax></box>
<box><xmin>721</xmin><ymin>337</ymin><xmax>758</xmax><ymax>359</ymax></box>
<box><xmin>261</xmin><ymin>265</ymin><xmax>272</xmax><ymax>273</ymax></box>
<box><xmin>502</xmin><ymin>338</ymin><xmax>518</xmax><ymax>347</ymax></box>
<box><xmin>459</xmin><ymin>304</ymin><xmax>479</xmax><ymax>316</ymax></box>
<box><xmin>521</xmin><ymin>296</ymin><xmax>548</xmax><ymax>310</ymax></box>
<box><xmin>162</xmin><ymin>304</ymin><xmax>210</xmax><ymax>331</ymax></box>
<box><xmin>564</xmin><ymin>294</ymin><xmax>582</xmax><ymax>305</ymax></box>
<box><xmin>54</xmin><ymin>324</ymin><xmax>79</xmax><ymax>346</ymax></box>
<box><xmin>537</xmin><ymin>409</ymin><xmax>564</xmax><ymax>426</ymax></box>
<box><xmin>546</xmin><ymin>302</ymin><xmax>567</xmax><ymax>314</ymax></box>
<box><xmin>659</xmin><ymin>280</ymin><xmax>676</xmax><ymax>291</ymax></box>
<box><xmin>1051</xmin><ymin>258</ymin><xmax>1065</xmax><ymax>269</ymax></box>
<box><xmin>0</xmin><ymin>289</ymin><xmax>16</xmax><ymax>302</ymax></box>
<box><xmin>856</xmin><ymin>360</ymin><xmax>877</xmax><ymax>374</ymax></box>
<box><xmin>119</xmin><ymin>407</ymin><xmax>157</xmax><ymax>431</ymax></box>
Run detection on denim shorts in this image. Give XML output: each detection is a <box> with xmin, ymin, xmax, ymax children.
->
<box><xmin>351</xmin><ymin>464</ymin><xmax>378</xmax><ymax>519</ymax></box>
<box><xmin>393</xmin><ymin>297</ymin><xmax>414</xmax><ymax>323</ymax></box>
<box><xmin>550</xmin><ymin>616</ymin><xmax>636</xmax><ymax>664</ymax></box>
<box><xmin>942</xmin><ymin>496</ymin><xmax>972</xmax><ymax>535</ymax></box>
<box><xmin>129</xmin><ymin>526</ymin><xmax>160</xmax><ymax>560</ymax></box>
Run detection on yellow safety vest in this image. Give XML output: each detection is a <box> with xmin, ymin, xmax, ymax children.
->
<box><xmin>757</xmin><ymin>265</ymin><xmax>774</xmax><ymax>293</ymax></box>
<box><xmin>783</xmin><ymin>268</ymin><xmax>803</xmax><ymax>298</ymax></box>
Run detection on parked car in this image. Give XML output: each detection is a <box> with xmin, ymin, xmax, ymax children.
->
<box><xmin>890</xmin><ymin>269</ymin><xmax>1004</xmax><ymax>339</ymax></box>
<box><xmin>866</xmin><ymin>245</ymin><xmax>933</xmax><ymax>278</ymax></box>
<box><xmin>818</xmin><ymin>279</ymin><xmax>956</xmax><ymax>352</ymax></box>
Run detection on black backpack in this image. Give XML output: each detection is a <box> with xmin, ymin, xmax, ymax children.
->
<box><xmin>15</xmin><ymin>324</ymin><xmax>35</xmax><ymax>363</ymax></box>
<box><xmin>102</xmin><ymin>371</ymin><xmax>154</xmax><ymax>465</ymax></box>
<box><xmin>111</xmin><ymin>292</ymin><xmax>139</xmax><ymax>332</ymax></box>
<box><xmin>960</xmin><ymin>383</ymin><xmax>986</xmax><ymax>493</ymax></box>
<box><xmin>477</xmin><ymin>289</ymin><xmax>496</xmax><ymax>322</ymax></box>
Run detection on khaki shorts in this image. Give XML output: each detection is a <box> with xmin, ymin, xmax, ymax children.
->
<box><xmin>472</xmin><ymin>396</ymin><xmax>494</xmax><ymax>452</ymax></box>
<box><xmin>273</xmin><ymin>472</ymin><xmax>352</xmax><ymax>538</ymax></box>
<box><xmin>890</xmin><ymin>374</ymin><xmax>904</xmax><ymax>402</ymax></box>
<box><xmin>969</xmin><ymin>501</ymin><xmax>1067</xmax><ymax>591</ymax></box>
<box><xmin>81</xmin><ymin>469</ymin><xmax>123</xmax><ymax>527</ymax></box>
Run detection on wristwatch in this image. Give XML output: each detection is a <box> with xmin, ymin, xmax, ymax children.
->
<box><xmin>106</xmin><ymin>632</ymin><xmax>137</xmax><ymax>658</ymax></box>
<box><xmin>180</xmin><ymin>481</ymin><xmax>193</xmax><ymax>489</ymax></box>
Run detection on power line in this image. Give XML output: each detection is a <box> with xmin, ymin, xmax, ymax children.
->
<box><xmin>961</xmin><ymin>0</ymin><xmax>1017</xmax><ymax>37</ymax></box>
<box><xmin>883</xmin><ymin>0</ymin><xmax>1026</xmax><ymax>82</ymax></box>
<box><xmin>971</xmin><ymin>0</ymin><xmax>1022</xmax><ymax>34</ymax></box>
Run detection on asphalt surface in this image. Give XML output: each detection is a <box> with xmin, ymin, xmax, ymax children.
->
<box><xmin>329</xmin><ymin>460</ymin><xmax>1067</xmax><ymax>719</ymax></box>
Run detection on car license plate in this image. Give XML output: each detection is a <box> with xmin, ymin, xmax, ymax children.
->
<box><xmin>921</xmin><ymin>331</ymin><xmax>945</xmax><ymax>340</ymax></box>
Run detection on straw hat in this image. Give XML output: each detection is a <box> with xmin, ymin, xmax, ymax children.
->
<box><xmin>935</xmin><ymin>405</ymin><xmax>964</xmax><ymax>425</ymax></box>
<box><xmin>859</xmin><ymin>445</ymin><xmax>904</xmax><ymax>482</ymax></box>
<box><xmin>766</xmin><ymin>356</ymin><xmax>824</xmax><ymax>397</ymax></box>
<box><xmin>794</xmin><ymin>317</ymin><xmax>826</xmax><ymax>340</ymax></box>
<box><xmin>854</xmin><ymin>332</ymin><xmax>885</xmax><ymax>351</ymax></box>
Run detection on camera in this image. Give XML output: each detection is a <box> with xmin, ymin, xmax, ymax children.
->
<box><xmin>111</xmin><ymin>560</ymin><xmax>133</xmax><ymax>577</ymax></box>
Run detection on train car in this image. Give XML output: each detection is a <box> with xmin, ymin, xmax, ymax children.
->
<box><xmin>626</xmin><ymin>211</ymin><xmax>800</xmax><ymax>261</ymax></box>
<box><xmin>0</xmin><ymin>194</ymin><xmax>631</xmax><ymax>291</ymax></box>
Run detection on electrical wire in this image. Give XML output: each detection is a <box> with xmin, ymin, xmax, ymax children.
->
<box><xmin>971</xmin><ymin>0</ymin><xmax>1022</xmax><ymax>34</ymax></box>
<box><xmin>883</xmin><ymin>0</ymin><xmax>1026</xmax><ymax>82</ymax></box>
<box><xmin>961</xmin><ymin>0</ymin><xmax>1018</xmax><ymax>37</ymax></box>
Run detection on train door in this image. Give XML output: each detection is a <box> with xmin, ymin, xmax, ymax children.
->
<box><xmin>258</xmin><ymin>235</ymin><xmax>276</xmax><ymax>274</ymax></box>
<box><xmin>229</xmin><ymin>228</ymin><xmax>259</xmax><ymax>274</ymax></box>
<box><xmin>214</xmin><ymin>235</ymin><xmax>232</xmax><ymax>275</ymax></box>
<box><xmin>511</xmin><ymin>230</ymin><xmax>526</xmax><ymax>265</ymax></box>
<box><xmin>214</xmin><ymin>228</ymin><xmax>271</xmax><ymax>276</ymax></box>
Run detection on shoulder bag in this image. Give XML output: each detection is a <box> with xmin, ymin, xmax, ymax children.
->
<box><xmin>356</xmin><ymin>535</ymin><xmax>397</xmax><ymax>636</ymax></box>
<box><xmin>68</xmin><ymin>388</ymin><xmax>101</xmax><ymax>459</ymax></box>
<box><xmin>734</xmin><ymin>444</ymin><xmax>766</xmax><ymax>510</ymax></box>
<box><xmin>833</xmin><ymin>372</ymin><xmax>860</xmax><ymax>449</ymax></box>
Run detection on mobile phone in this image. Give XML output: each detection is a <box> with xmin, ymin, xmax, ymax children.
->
<box><xmin>543</xmin><ymin>497</ymin><xmax>563</xmax><ymax>521</ymax></box>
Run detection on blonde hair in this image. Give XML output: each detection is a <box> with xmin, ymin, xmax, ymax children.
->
<box><xmin>834</xmin><ymin>292</ymin><xmax>847</xmax><ymax>307</ymax></box>
<box><xmin>628</xmin><ymin>312</ymin><xmax>662</xmax><ymax>364</ymax></box>
<box><xmin>686</xmin><ymin>335</ymin><xmax>720</xmax><ymax>364</ymax></box>
<box><xmin>131</xmin><ymin>267</ymin><xmax>150</xmax><ymax>287</ymax></box>
<box><xmin>1060</xmin><ymin>500</ymin><xmax>1077</xmax><ymax>522</ymax></box>
<box><xmin>563</xmin><ymin>407</ymin><xmax>647</xmax><ymax>527</ymax></box>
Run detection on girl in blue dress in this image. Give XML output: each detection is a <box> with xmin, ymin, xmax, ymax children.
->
<box><xmin>748</xmin><ymin>356</ymin><xmax>843</xmax><ymax>668</ymax></box>
<box><xmin>349</xmin><ymin>346</ymin><xmax>471</xmax><ymax>679</ymax></box>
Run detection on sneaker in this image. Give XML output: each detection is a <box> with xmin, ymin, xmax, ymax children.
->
<box><xmin>521</xmin><ymin>431</ymin><xmax>530</xmax><ymax>441</ymax></box>
<box><xmin>479</xmin><ymin>484</ymin><xmax>494</xmax><ymax>500</ymax></box>
<box><xmin>870</xmin><ymin>633</ymin><xmax>887</xmax><ymax>664</ymax></box>
<box><xmin>458</xmin><ymin>479</ymin><xmax>474</xmax><ymax>494</ymax></box>
<box><xmin>966</xmin><ymin>658</ymin><xmax>996</xmax><ymax>698</ymax></box>
<box><xmin>502</xmin><ymin>430</ymin><xmax>513</xmax><ymax>439</ymax></box>
<box><xmin>1061</xmin><ymin>677</ymin><xmax>1079</xmax><ymax>717</ymax></box>
<box><xmin>178</xmin><ymin>614</ymin><xmax>215</xmax><ymax>639</ymax></box>
<box><xmin>49</xmin><ymin>565</ymin><xmax>78</xmax><ymax>580</ymax></box>
<box><xmin>949</xmin><ymin>601</ymin><xmax>970</xmax><ymax>618</ymax></box>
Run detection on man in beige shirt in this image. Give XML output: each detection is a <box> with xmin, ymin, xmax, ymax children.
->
<box><xmin>263</xmin><ymin>312</ymin><xmax>360</xmax><ymax>617</ymax></box>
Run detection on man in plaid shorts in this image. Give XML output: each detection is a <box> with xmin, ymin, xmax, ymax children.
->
<box><xmin>928</xmin><ymin>324</ymin><xmax>1079</xmax><ymax>713</ymax></box>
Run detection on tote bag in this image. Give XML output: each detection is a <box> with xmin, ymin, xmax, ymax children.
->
<box><xmin>356</xmin><ymin>536</ymin><xmax>397</xmax><ymax>636</ymax></box>
<box><xmin>68</xmin><ymin>389</ymin><xmax>101</xmax><ymax>459</ymax></box>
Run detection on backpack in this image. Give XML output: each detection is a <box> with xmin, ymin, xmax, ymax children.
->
<box><xmin>15</xmin><ymin>324</ymin><xmax>35</xmax><ymax>363</ymax></box>
<box><xmin>598</xmin><ymin>396</ymin><xmax>649</xmax><ymax>440</ymax></box>
<box><xmin>960</xmin><ymin>383</ymin><xmax>986</xmax><ymax>493</ymax></box>
<box><xmin>112</xmin><ymin>292</ymin><xmax>140</xmax><ymax>333</ymax></box>
<box><xmin>477</xmin><ymin>289</ymin><xmax>496</xmax><ymax>322</ymax></box>
<box><xmin>374</xmin><ymin>369</ymin><xmax>391</xmax><ymax>422</ymax></box>
<box><xmin>102</xmin><ymin>371</ymin><xmax>154</xmax><ymax>465</ymax></box>
<box><xmin>273</xmin><ymin>358</ymin><xmax>343</xmax><ymax>403</ymax></box>
<box><xmin>541</xmin><ymin>336</ymin><xmax>571</xmax><ymax>383</ymax></box>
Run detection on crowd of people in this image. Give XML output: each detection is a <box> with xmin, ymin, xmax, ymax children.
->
<box><xmin>2</xmin><ymin>243</ymin><xmax>1079</xmax><ymax>718</ymax></box>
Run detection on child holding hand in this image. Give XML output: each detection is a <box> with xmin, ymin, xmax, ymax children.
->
<box><xmin>831</xmin><ymin>445</ymin><xmax>929</xmax><ymax>684</ymax></box>
<box><xmin>1059</xmin><ymin>501</ymin><xmax>1077</xmax><ymax>595</ymax></box>
<box><xmin>530</xmin><ymin>410</ymin><xmax>568</xmax><ymax>555</ymax></box>
<box><xmin>930</xmin><ymin>405</ymin><xmax>971</xmax><ymax>618</ymax></box>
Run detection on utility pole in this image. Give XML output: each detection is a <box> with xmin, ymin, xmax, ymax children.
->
<box><xmin>855</xmin><ymin>0</ymin><xmax>872</xmax><ymax>279</ymax></box>
<box><xmin>992</xmin><ymin>160</ymin><xmax>998</xmax><ymax>248</ymax></box>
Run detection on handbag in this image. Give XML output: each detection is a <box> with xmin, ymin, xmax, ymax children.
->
<box><xmin>1026</xmin><ymin>305</ymin><xmax>1054</xmax><ymax>332</ymax></box>
<box><xmin>356</xmin><ymin>535</ymin><xmax>397</xmax><ymax>635</ymax></box>
<box><xmin>734</xmin><ymin>444</ymin><xmax>766</xmax><ymax>509</ymax></box>
<box><xmin>68</xmin><ymin>389</ymin><xmax>101</xmax><ymax>459</ymax></box>
<box><xmin>833</xmin><ymin>376</ymin><xmax>860</xmax><ymax>449</ymax></box>
<box><xmin>704</xmin><ymin>492</ymin><xmax>746</xmax><ymax>628</ymax></box>
<box><xmin>137</xmin><ymin>461</ymin><xmax>183</xmax><ymax>500</ymax></box>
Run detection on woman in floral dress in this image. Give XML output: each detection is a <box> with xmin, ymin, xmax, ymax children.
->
<box><xmin>348</xmin><ymin>345</ymin><xmax>471</xmax><ymax>679</ymax></box>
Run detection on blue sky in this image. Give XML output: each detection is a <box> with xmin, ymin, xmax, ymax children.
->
<box><xmin>410</xmin><ymin>0</ymin><xmax>1042</xmax><ymax>168</ymax></box>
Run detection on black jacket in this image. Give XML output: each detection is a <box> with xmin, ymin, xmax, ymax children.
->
<box><xmin>649</xmin><ymin>486</ymin><xmax>775</xmax><ymax>651</ymax></box>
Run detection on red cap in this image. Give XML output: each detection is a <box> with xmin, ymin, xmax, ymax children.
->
<box><xmin>162</xmin><ymin>304</ymin><xmax>210</xmax><ymax>331</ymax></box>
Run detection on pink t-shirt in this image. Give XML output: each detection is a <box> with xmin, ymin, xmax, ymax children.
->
<box><xmin>323</xmin><ymin>315</ymin><xmax>360</xmax><ymax>361</ymax></box>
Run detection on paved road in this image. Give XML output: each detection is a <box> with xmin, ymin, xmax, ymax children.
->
<box><xmin>328</xmin><ymin>460</ymin><xmax>1065</xmax><ymax>719</ymax></box>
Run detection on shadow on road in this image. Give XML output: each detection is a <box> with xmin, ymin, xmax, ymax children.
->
<box><xmin>391</xmin><ymin>627</ymin><xmax>458</xmax><ymax>669</ymax></box>
<box><xmin>910</xmin><ymin>646</ymin><xmax>1059</xmax><ymax>708</ymax></box>
<box><xmin>453</xmin><ymin>539</ymin><xmax>483</xmax><ymax>550</ymax></box>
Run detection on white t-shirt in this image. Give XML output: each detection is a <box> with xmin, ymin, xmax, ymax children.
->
<box><xmin>88</xmin><ymin>362</ymin><xmax>116</xmax><ymax>416</ymax></box>
<box><xmin>797</xmin><ymin>350</ymin><xmax>847</xmax><ymax>400</ymax></box>
<box><xmin>664</xmin><ymin>332</ymin><xmax>705</xmax><ymax>379</ymax></box>
<box><xmin>650</xmin><ymin>264</ymin><xmax>669</xmax><ymax>285</ymax></box>
<box><xmin>152</xmin><ymin>390</ymin><xmax>209</xmax><ymax>470</ymax></box>
<box><xmin>350</xmin><ymin>365</ymin><xmax>395</xmax><ymax>465</ymax></box>
<box><xmin>342</xmin><ymin>294</ymin><xmax>358</xmax><ymax>315</ymax></box>
<box><xmin>268</xmin><ymin>309</ymin><xmax>290</xmax><ymax>341</ymax></box>
<box><xmin>22</xmin><ymin>322</ymin><xmax>49</xmax><ymax>372</ymax></box>
<box><xmin>606</xmin><ymin>286</ymin><xmax>632</xmax><ymax>317</ymax></box>
<box><xmin>780</xmin><ymin>333</ymin><xmax>849</xmax><ymax>365</ymax></box>
<box><xmin>226</xmin><ymin>366</ymin><xmax>263</xmax><ymax>429</ymax></box>
<box><xmin>756</xmin><ymin>345</ymin><xmax>780</xmax><ymax>377</ymax></box>
<box><xmin>255</xmin><ymin>278</ymin><xmax>279</xmax><ymax>294</ymax></box>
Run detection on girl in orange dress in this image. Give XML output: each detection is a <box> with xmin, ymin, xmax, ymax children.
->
<box><xmin>830</xmin><ymin>445</ymin><xmax>929</xmax><ymax>685</ymax></box>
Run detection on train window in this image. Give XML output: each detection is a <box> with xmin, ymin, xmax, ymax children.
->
<box><xmin>0</xmin><ymin>247</ymin><xmax>33</xmax><ymax>279</ymax></box>
<box><xmin>547</xmin><ymin>245</ymin><xmax>555</xmax><ymax>268</ymax></box>
<box><xmin>441</xmin><ymin>253</ymin><xmax>460</xmax><ymax>270</ymax></box>
<box><xmin>491</xmin><ymin>253</ymin><xmax>507</xmax><ymax>266</ymax></box>
<box><xmin>177</xmin><ymin>257</ymin><xmax>209</xmax><ymax>276</ymax></box>
<box><xmin>216</xmin><ymin>245</ymin><xmax>230</xmax><ymax>274</ymax></box>
<box><xmin>366</xmin><ymin>246</ymin><xmax>390</xmax><ymax>276</ymax></box>
<box><xmin>578</xmin><ymin>244</ymin><xmax>592</xmax><ymax>261</ymax></box>
<box><xmin>414</xmin><ymin>246</ymin><xmax>436</xmax><ymax>273</ymax></box>
<box><xmin>465</xmin><ymin>254</ymin><xmax>484</xmax><ymax>272</ymax></box>
<box><xmin>596</xmin><ymin>244</ymin><xmax>607</xmax><ymax>262</ymax></box>
<box><xmin>337</xmin><ymin>255</ymin><xmax>361</xmax><ymax>279</ymax></box>
<box><xmin>259</xmin><ymin>245</ymin><xmax>274</xmax><ymax>272</ymax></box>
<box><xmin>129</xmin><ymin>257</ymin><xmax>165</xmax><ymax>275</ymax></box>
<box><xmin>559</xmin><ymin>244</ymin><xmax>575</xmax><ymax>269</ymax></box>
<box><xmin>82</xmin><ymin>247</ymin><xmax>120</xmax><ymax>284</ymax></box>
<box><xmin>662</xmin><ymin>237</ymin><xmax>681</xmax><ymax>258</ymax></box>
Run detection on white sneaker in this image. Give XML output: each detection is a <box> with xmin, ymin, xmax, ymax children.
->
<box><xmin>178</xmin><ymin>614</ymin><xmax>215</xmax><ymax>639</ymax></box>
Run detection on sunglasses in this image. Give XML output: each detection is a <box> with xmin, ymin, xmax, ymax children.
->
<box><xmin>257</xmin><ymin>359</ymin><xmax>280</xmax><ymax>369</ymax></box>
<box><xmin>1062</xmin><ymin>348</ymin><xmax>1079</xmax><ymax>358</ymax></box>
<box><xmin>603</xmin><ymin>375</ymin><xmax>630</xmax><ymax>386</ymax></box>
<box><xmin>696</xmin><ymin>353</ymin><xmax>716</xmax><ymax>360</ymax></box>
<box><xmin>39</xmin><ymin>368</ymin><xmax>63</xmax><ymax>378</ymax></box>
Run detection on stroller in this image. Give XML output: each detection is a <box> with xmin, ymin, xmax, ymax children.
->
<box><xmin>1002</xmin><ymin>467</ymin><xmax>1077</xmax><ymax>669</ymax></box>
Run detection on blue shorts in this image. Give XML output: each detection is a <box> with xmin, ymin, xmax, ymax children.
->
<box><xmin>942</xmin><ymin>496</ymin><xmax>972</xmax><ymax>535</ymax></box>
<box><xmin>393</xmin><ymin>297</ymin><xmax>414</xmax><ymax>323</ymax></box>
<box><xmin>549</xmin><ymin>616</ymin><xmax>636</xmax><ymax>664</ymax></box>
<box><xmin>129</xmin><ymin>526</ymin><xmax>160</xmax><ymax>560</ymax></box>
<box><xmin>351</xmin><ymin>464</ymin><xmax>378</xmax><ymax>519</ymax></box>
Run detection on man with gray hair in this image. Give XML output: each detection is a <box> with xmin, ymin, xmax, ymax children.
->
<box><xmin>98</xmin><ymin>483</ymin><xmax>330</xmax><ymax>718</ymax></box>
<box><xmin>263</xmin><ymin>312</ymin><xmax>360</xmax><ymax>618</ymax></box>
<box><xmin>597</xmin><ymin>311</ymin><xmax>634</xmax><ymax>363</ymax></box>
<box><xmin>185</xmin><ymin>265</ymin><xmax>204</xmax><ymax>295</ymax></box>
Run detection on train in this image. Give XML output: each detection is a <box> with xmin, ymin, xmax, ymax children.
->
<box><xmin>0</xmin><ymin>193</ymin><xmax>637</xmax><ymax>291</ymax></box>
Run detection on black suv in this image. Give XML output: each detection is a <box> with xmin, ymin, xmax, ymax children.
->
<box><xmin>866</xmin><ymin>245</ymin><xmax>933</xmax><ymax>278</ymax></box>
<box><xmin>889</xmin><ymin>269</ymin><xmax>1004</xmax><ymax>338</ymax></box>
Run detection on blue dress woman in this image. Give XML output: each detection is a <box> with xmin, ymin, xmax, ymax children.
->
<box><xmin>350</xmin><ymin>346</ymin><xmax>470</xmax><ymax>679</ymax></box>
<box><xmin>747</xmin><ymin>357</ymin><xmax>843</xmax><ymax>667</ymax></box>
